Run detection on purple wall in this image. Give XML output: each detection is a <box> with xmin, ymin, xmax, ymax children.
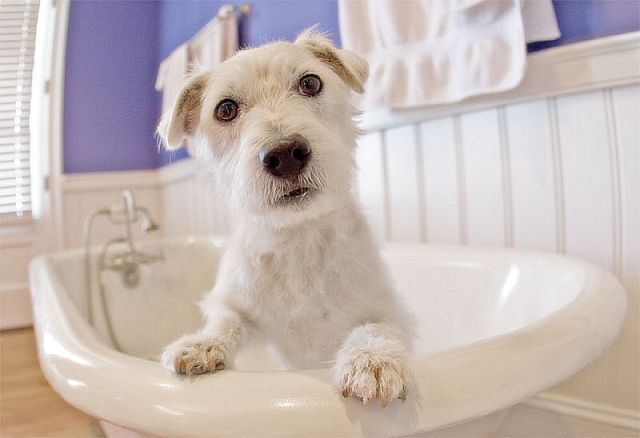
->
<box><xmin>63</xmin><ymin>0</ymin><xmax>639</xmax><ymax>173</ymax></box>
<box><xmin>158</xmin><ymin>0</ymin><xmax>340</xmax><ymax>59</ymax></box>
<box><xmin>528</xmin><ymin>0</ymin><xmax>640</xmax><ymax>52</ymax></box>
<box><xmin>63</xmin><ymin>1</ymin><xmax>161</xmax><ymax>173</ymax></box>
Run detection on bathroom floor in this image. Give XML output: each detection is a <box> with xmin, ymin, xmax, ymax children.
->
<box><xmin>0</xmin><ymin>328</ymin><xmax>104</xmax><ymax>437</ymax></box>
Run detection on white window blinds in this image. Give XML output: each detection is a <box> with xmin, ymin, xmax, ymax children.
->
<box><xmin>0</xmin><ymin>0</ymin><xmax>39</xmax><ymax>216</ymax></box>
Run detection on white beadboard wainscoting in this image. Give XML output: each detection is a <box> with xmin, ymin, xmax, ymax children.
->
<box><xmin>1</xmin><ymin>32</ymin><xmax>636</xmax><ymax>435</ymax></box>
<box><xmin>357</xmin><ymin>83</ymin><xmax>640</xmax><ymax>437</ymax></box>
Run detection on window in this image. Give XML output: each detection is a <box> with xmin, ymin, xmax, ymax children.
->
<box><xmin>0</xmin><ymin>0</ymin><xmax>39</xmax><ymax>216</ymax></box>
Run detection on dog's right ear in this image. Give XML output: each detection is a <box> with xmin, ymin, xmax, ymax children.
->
<box><xmin>157</xmin><ymin>72</ymin><xmax>209</xmax><ymax>149</ymax></box>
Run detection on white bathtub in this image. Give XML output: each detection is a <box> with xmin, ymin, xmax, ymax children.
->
<box><xmin>29</xmin><ymin>238</ymin><xmax>626</xmax><ymax>437</ymax></box>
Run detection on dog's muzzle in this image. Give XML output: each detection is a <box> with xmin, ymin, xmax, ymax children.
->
<box><xmin>259</xmin><ymin>135</ymin><xmax>311</xmax><ymax>180</ymax></box>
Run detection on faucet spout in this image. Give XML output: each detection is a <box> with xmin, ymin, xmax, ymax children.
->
<box><xmin>122</xmin><ymin>190</ymin><xmax>137</xmax><ymax>221</ymax></box>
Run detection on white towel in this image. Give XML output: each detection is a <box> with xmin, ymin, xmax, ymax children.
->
<box><xmin>155</xmin><ymin>43</ymin><xmax>189</xmax><ymax>115</ymax></box>
<box><xmin>155</xmin><ymin>5</ymin><xmax>238</xmax><ymax>116</ymax></box>
<box><xmin>188</xmin><ymin>5</ymin><xmax>238</xmax><ymax>71</ymax></box>
<box><xmin>338</xmin><ymin>0</ymin><xmax>560</xmax><ymax>109</ymax></box>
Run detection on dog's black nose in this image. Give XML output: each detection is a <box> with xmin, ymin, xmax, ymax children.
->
<box><xmin>260</xmin><ymin>135</ymin><xmax>311</xmax><ymax>178</ymax></box>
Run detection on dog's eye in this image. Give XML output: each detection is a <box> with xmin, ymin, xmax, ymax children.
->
<box><xmin>299</xmin><ymin>74</ymin><xmax>322</xmax><ymax>97</ymax></box>
<box><xmin>214</xmin><ymin>99</ymin><xmax>239</xmax><ymax>122</ymax></box>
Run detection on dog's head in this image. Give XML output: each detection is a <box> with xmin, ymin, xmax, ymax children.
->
<box><xmin>157</xmin><ymin>28</ymin><xmax>368</xmax><ymax>228</ymax></box>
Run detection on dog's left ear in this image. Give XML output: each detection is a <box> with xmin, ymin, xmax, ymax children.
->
<box><xmin>295</xmin><ymin>28</ymin><xmax>369</xmax><ymax>94</ymax></box>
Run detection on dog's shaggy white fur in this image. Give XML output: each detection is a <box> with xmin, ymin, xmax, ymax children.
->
<box><xmin>157</xmin><ymin>29</ymin><xmax>414</xmax><ymax>407</ymax></box>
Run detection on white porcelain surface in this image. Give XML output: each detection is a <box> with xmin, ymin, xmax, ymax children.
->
<box><xmin>29</xmin><ymin>238</ymin><xmax>626</xmax><ymax>437</ymax></box>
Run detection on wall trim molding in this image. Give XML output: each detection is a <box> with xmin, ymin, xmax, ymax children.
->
<box><xmin>360</xmin><ymin>31</ymin><xmax>640</xmax><ymax>131</ymax></box>
<box><xmin>0</xmin><ymin>283</ymin><xmax>32</xmax><ymax>330</ymax></box>
<box><xmin>60</xmin><ymin>168</ymin><xmax>161</xmax><ymax>193</ymax></box>
<box><xmin>527</xmin><ymin>392</ymin><xmax>640</xmax><ymax>431</ymax></box>
<box><xmin>59</xmin><ymin>157</ymin><xmax>201</xmax><ymax>193</ymax></box>
<box><xmin>157</xmin><ymin>158</ymin><xmax>199</xmax><ymax>185</ymax></box>
<box><xmin>0</xmin><ymin>233</ymin><xmax>34</xmax><ymax>248</ymax></box>
<box><xmin>49</xmin><ymin>0</ymin><xmax>71</xmax><ymax>251</ymax></box>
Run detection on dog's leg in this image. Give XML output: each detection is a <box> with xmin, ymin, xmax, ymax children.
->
<box><xmin>160</xmin><ymin>306</ymin><xmax>246</xmax><ymax>375</ymax></box>
<box><xmin>335</xmin><ymin>323</ymin><xmax>412</xmax><ymax>407</ymax></box>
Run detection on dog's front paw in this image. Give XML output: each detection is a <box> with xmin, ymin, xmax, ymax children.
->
<box><xmin>336</xmin><ymin>349</ymin><xmax>409</xmax><ymax>407</ymax></box>
<box><xmin>160</xmin><ymin>337</ymin><xmax>226</xmax><ymax>376</ymax></box>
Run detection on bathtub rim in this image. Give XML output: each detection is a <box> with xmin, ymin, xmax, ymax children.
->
<box><xmin>28</xmin><ymin>239</ymin><xmax>627</xmax><ymax>437</ymax></box>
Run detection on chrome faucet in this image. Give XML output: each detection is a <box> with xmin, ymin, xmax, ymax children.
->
<box><xmin>82</xmin><ymin>190</ymin><xmax>163</xmax><ymax>341</ymax></box>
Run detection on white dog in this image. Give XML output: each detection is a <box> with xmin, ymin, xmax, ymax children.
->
<box><xmin>157</xmin><ymin>29</ymin><xmax>414</xmax><ymax>407</ymax></box>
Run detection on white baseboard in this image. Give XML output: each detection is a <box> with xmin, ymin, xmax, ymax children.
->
<box><xmin>0</xmin><ymin>283</ymin><xmax>32</xmax><ymax>329</ymax></box>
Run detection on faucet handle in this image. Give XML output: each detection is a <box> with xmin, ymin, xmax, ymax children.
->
<box><xmin>136</xmin><ymin>207</ymin><xmax>160</xmax><ymax>233</ymax></box>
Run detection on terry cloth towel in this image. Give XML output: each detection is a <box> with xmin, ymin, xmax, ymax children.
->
<box><xmin>338</xmin><ymin>0</ymin><xmax>560</xmax><ymax>109</ymax></box>
<box><xmin>155</xmin><ymin>43</ymin><xmax>189</xmax><ymax>116</ymax></box>
<box><xmin>155</xmin><ymin>5</ymin><xmax>239</xmax><ymax>115</ymax></box>
<box><xmin>188</xmin><ymin>4</ymin><xmax>238</xmax><ymax>71</ymax></box>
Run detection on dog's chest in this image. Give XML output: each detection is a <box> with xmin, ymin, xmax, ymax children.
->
<box><xmin>247</xmin><ymin>247</ymin><xmax>353</xmax><ymax>364</ymax></box>
<box><xmin>243</xmin><ymin>232</ymin><xmax>357</xmax><ymax>335</ymax></box>
<box><xmin>251</xmin><ymin>244</ymin><xmax>338</xmax><ymax>313</ymax></box>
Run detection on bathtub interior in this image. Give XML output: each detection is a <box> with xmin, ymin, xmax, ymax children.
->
<box><xmin>382</xmin><ymin>247</ymin><xmax>586</xmax><ymax>355</ymax></box>
<box><xmin>48</xmin><ymin>239</ymin><xmax>221</xmax><ymax>359</ymax></box>
<box><xmin>46</xmin><ymin>240</ymin><xmax>586</xmax><ymax>366</ymax></box>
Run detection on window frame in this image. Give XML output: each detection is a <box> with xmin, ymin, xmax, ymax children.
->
<box><xmin>0</xmin><ymin>0</ymin><xmax>69</xmax><ymax>254</ymax></box>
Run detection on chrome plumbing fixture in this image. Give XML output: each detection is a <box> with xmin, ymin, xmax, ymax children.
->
<box><xmin>82</xmin><ymin>190</ymin><xmax>162</xmax><ymax>349</ymax></box>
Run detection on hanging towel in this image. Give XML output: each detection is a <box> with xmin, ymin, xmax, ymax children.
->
<box><xmin>338</xmin><ymin>0</ymin><xmax>560</xmax><ymax>109</ymax></box>
<box><xmin>155</xmin><ymin>5</ymin><xmax>239</xmax><ymax>116</ymax></box>
<box><xmin>155</xmin><ymin>43</ymin><xmax>189</xmax><ymax>115</ymax></box>
<box><xmin>188</xmin><ymin>4</ymin><xmax>238</xmax><ymax>71</ymax></box>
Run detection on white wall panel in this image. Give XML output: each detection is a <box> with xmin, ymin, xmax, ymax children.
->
<box><xmin>195</xmin><ymin>172</ymin><xmax>214</xmax><ymax>236</ymax></box>
<box><xmin>187</xmin><ymin>177</ymin><xmax>199</xmax><ymax>234</ymax></box>
<box><xmin>157</xmin><ymin>161</ymin><xmax>231</xmax><ymax>239</ymax></box>
<box><xmin>611</xmin><ymin>84</ymin><xmax>640</xmax><ymax>410</ymax></box>
<box><xmin>384</xmin><ymin>126</ymin><xmax>422</xmax><ymax>241</ymax></box>
<box><xmin>62</xmin><ymin>187</ymin><xmax>161</xmax><ymax>248</ymax></box>
<box><xmin>356</xmin><ymin>132</ymin><xmax>386</xmax><ymax>240</ymax></box>
<box><xmin>556</xmin><ymin>91</ymin><xmax>614</xmax><ymax>270</ymax></box>
<box><xmin>0</xmin><ymin>242</ymin><xmax>31</xmax><ymax>285</ymax></box>
<box><xmin>612</xmin><ymin>84</ymin><xmax>640</xmax><ymax>297</ymax></box>
<box><xmin>460</xmin><ymin>108</ymin><xmax>506</xmax><ymax>246</ymax></box>
<box><xmin>419</xmin><ymin>117</ymin><xmax>461</xmax><ymax>244</ymax></box>
<box><xmin>62</xmin><ymin>190</ymin><xmax>82</xmax><ymax>246</ymax></box>
<box><xmin>505</xmin><ymin>100</ymin><xmax>557</xmax><ymax>251</ymax></box>
<box><xmin>0</xmin><ymin>235</ymin><xmax>32</xmax><ymax>328</ymax></box>
<box><xmin>161</xmin><ymin>179</ymin><xmax>192</xmax><ymax>238</ymax></box>
<box><xmin>352</xmin><ymin>82</ymin><xmax>639</xmax><ymax>421</ymax></box>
